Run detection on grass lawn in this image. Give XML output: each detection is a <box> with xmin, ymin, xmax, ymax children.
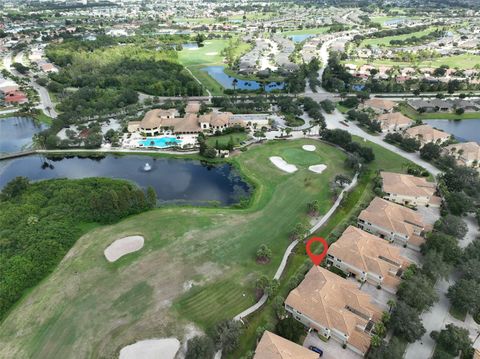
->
<box><xmin>205</xmin><ymin>132</ymin><xmax>249</xmax><ymax>147</ymax></box>
<box><xmin>449</xmin><ymin>305</ymin><xmax>467</xmax><ymax>321</ymax></box>
<box><xmin>347</xmin><ymin>53</ymin><xmax>480</xmax><ymax>70</ymax></box>
<box><xmin>228</xmin><ymin>136</ymin><xmax>426</xmax><ymax>358</ymax></box>
<box><xmin>0</xmin><ymin>139</ymin><xmax>351</xmax><ymax>359</ymax></box>
<box><xmin>360</xmin><ymin>27</ymin><xmax>440</xmax><ymax>48</ymax></box>
<box><xmin>178</xmin><ymin>39</ymin><xmax>229</xmax><ymax>95</ymax></box>
<box><xmin>398</xmin><ymin>102</ymin><xmax>480</xmax><ymax>120</ymax></box>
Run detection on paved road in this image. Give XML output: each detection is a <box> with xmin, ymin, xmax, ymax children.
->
<box><xmin>234</xmin><ymin>172</ymin><xmax>359</xmax><ymax>321</ymax></box>
<box><xmin>324</xmin><ymin>109</ymin><xmax>441</xmax><ymax>177</ymax></box>
<box><xmin>3</xmin><ymin>51</ymin><xmax>58</xmax><ymax>118</ymax></box>
<box><xmin>405</xmin><ymin>216</ymin><xmax>480</xmax><ymax>358</ymax></box>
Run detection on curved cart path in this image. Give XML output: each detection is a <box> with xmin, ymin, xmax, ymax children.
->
<box><xmin>234</xmin><ymin>173</ymin><xmax>359</xmax><ymax>321</ymax></box>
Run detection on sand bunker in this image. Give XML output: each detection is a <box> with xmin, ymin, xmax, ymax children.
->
<box><xmin>269</xmin><ymin>156</ymin><xmax>298</xmax><ymax>173</ymax></box>
<box><xmin>302</xmin><ymin>145</ymin><xmax>316</xmax><ymax>152</ymax></box>
<box><xmin>119</xmin><ymin>338</ymin><xmax>180</xmax><ymax>359</ymax></box>
<box><xmin>104</xmin><ymin>235</ymin><xmax>144</xmax><ymax>262</ymax></box>
<box><xmin>206</xmin><ymin>52</ymin><xmax>218</xmax><ymax>55</ymax></box>
<box><xmin>309</xmin><ymin>164</ymin><xmax>327</xmax><ymax>174</ymax></box>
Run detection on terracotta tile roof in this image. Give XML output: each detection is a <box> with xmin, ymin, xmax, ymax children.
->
<box><xmin>199</xmin><ymin>112</ymin><xmax>233</xmax><ymax>127</ymax></box>
<box><xmin>474</xmin><ymin>348</ymin><xmax>480</xmax><ymax>359</ymax></box>
<box><xmin>285</xmin><ymin>266</ymin><xmax>382</xmax><ymax>350</ymax></box>
<box><xmin>162</xmin><ymin>113</ymin><xmax>202</xmax><ymax>133</ymax></box>
<box><xmin>253</xmin><ymin>331</ymin><xmax>317</xmax><ymax>359</ymax></box>
<box><xmin>358</xmin><ymin>197</ymin><xmax>426</xmax><ymax>238</ymax></box>
<box><xmin>445</xmin><ymin>142</ymin><xmax>480</xmax><ymax>164</ymax></box>
<box><xmin>377</xmin><ymin>112</ymin><xmax>413</xmax><ymax>130</ymax></box>
<box><xmin>329</xmin><ymin>226</ymin><xmax>410</xmax><ymax>290</ymax></box>
<box><xmin>405</xmin><ymin>125</ymin><xmax>450</xmax><ymax>143</ymax></box>
<box><xmin>185</xmin><ymin>101</ymin><xmax>201</xmax><ymax>114</ymax></box>
<box><xmin>364</xmin><ymin>98</ymin><xmax>396</xmax><ymax>111</ymax></box>
<box><xmin>348</xmin><ymin>329</ymin><xmax>372</xmax><ymax>355</ymax></box>
<box><xmin>381</xmin><ymin>171</ymin><xmax>436</xmax><ymax>199</ymax></box>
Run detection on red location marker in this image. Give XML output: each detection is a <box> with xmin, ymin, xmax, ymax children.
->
<box><xmin>306</xmin><ymin>237</ymin><xmax>328</xmax><ymax>266</ymax></box>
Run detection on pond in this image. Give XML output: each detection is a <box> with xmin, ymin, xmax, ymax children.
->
<box><xmin>0</xmin><ymin>117</ymin><xmax>48</xmax><ymax>154</ymax></box>
<box><xmin>288</xmin><ymin>34</ymin><xmax>314</xmax><ymax>43</ymax></box>
<box><xmin>423</xmin><ymin>119</ymin><xmax>480</xmax><ymax>143</ymax></box>
<box><xmin>0</xmin><ymin>155</ymin><xmax>252</xmax><ymax>206</ymax></box>
<box><xmin>202</xmin><ymin>66</ymin><xmax>285</xmax><ymax>92</ymax></box>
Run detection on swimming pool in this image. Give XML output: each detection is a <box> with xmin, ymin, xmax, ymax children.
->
<box><xmin>138</xmin><ymin>137</ymin><xmax>182</xmax><ymax>148</ymax></box>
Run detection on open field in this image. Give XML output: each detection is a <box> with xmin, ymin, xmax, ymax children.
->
<box><xmin>347</xmin><ymin>53</ymin><xmax>480</xmax><ymax>70</ymax></box>
<box><xmin>360</xmin><ymin>26</ymin><xmax>441</xmax><ymax>47</ymax></box>
<box><xmin>205</xmin><ymin>132</ymin><xmax>249</xmax><ymax>147</ymax></box>
<box><xmin>0</xmin><ymin>139</ymin><xmax>350</xmax><ymax>359</ymax></box>
<box><xmin>178</xmin><ymin>39</ymin><xmax>228</xmax><ymax>95</ymax></box>
<box><xmin>227</xmin><ymin>136</ymin><xmax>431</xmax><ymax>358</ymax></box>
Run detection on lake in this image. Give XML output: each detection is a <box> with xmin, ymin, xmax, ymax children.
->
<box><xmin>0</xmin><ymin>117</ymin><xmax>48</xmax><ymax>154</ymax></box>
<box><xmin>288</xmin><ymin>34</ymin><xmax>314</xmax><ymax>43</ymax></box>
<box><xmin>202</xmin><ymin>66</ymin><xmax>285</xmax><ymax>92</ymax></box>
<box><xmin>424</xmin><ymin>119</ymin><xmax>480</xmax><ymax>143</ymax></box>
<box><xmin>0</xmin><ymin>155</ymin><xmax>252</xmax><ymax>206</ymax></box>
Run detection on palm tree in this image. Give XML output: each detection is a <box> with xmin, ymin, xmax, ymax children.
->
<box><xmin>387</xmin><ymin>299</ymin><xmax>396</xmax><ymax>313</ymax></box>
<box><xmin>232</xmin><ymin>78</ymin><xmax>238</xmax><ymax>101</ymax></box>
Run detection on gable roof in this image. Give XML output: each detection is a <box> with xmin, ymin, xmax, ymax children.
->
<box><xmin>381</xmin><ymin>171</ymin><xmax>436</xmax><ymax>198</ymax></box>
<box><xmin>253</xmin><ymin>331</ymin><xmax>317</xmax><ymax>359</ymax></box>
<box><xmin>358</xmin><ymin>197</ymin><xmax>426</xmax><ymax>237</ymax></box>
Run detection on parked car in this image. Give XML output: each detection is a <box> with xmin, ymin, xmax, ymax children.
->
<box><xmin>308</xmin><ymin>345</ymin><xmax>323</xmax><ymax>356</ymax></box>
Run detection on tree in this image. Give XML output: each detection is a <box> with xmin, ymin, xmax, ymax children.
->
<box><xmin>290</xmin><ymin>222</ymin><xmax>309</xmax><ymax>241</ymax></box>
<box><xmin>397</xmin><ymin>274</ymin><xmax>438</xmax><ymax>312</ymax></box>
<box><xmin>185</xmin><ymin>336</ymin><xmax>215</xmax><ymax>359</ymax></box>
<box><xmin>400</xmin><ymin>137</ymin><xmax>421</xmax><ymax>152</ymax></box>
<box><xmin>275</xmin><ymin>317</ymin><xmax>305</xmax><ymax>342</ymax></box>
<box><xmin>368</xmin><ymin>336</ymin><xmax>405</xmax><ymax>359</ymax></box>
<box><xmin>390</xmin><ymin>301</ymin><xmax>426</xmax><ymax>342</ymax></box>
<box><xmin>420</xmin><ymin>142</ymin><xmax>442</xmax><ymax>161</ymax></box>
<box><xmin>272</xmin><ymin>296</ymin><xmax>286</xmax><ymax>319</ymax></box>
<box><xmin>320</xmin><ymin>99</ymin><xmax>335</xmax><ymax>114</ymax></box>
<box><xmin>444</xmin><ymin>191</ymin><xmax>474</xmax><ymax>216</ymax></box>
<box><xmin>307</xmin><ymin>200</ymin><xmax>320</xmax><ymax>216</ymax></box>
<box><xmin>256</xmin><ymin>244</ymin><xmax>272</xmax><ymax>263</ymax></box>
<box><xmin>146</xmin><ymin>186</ymin><xmax>157</xmax><ymax>208</ymax></box>
<box><xmin>335</xmin><ymin>174</ymin><xmax>352</xmax><ymax>186</ymax></box>
<box><xmin>421</xmin><ymin>250</ymin><xmax>451</xmax><ymax>281</ymax></box>
<box><xmin>447</xmin><ymin>279</ymin><xmax>480</xmax><ymax>315</ymax></box>
<box><xmin>459</xmin><ymin>258</ymin><xmax>480</xmax><ymax>282</ymax></box>
<box><xmin>431</xmin><ymin>324</ymin><xmax>473</xmax><ymax>358</ymax></box>
<box><xmin>422</xmin><ymin>232</ymin><xmax>461</xmax><ymax>265</ymax></box>
<box><xmin>0</xmin><ymin>176</ymin><xmax>30</xmax><ymax>201</ymax></box>
<box><xmin>210</xmin><ymin>320</ymin><xmax>242</xmax><ymax>353</ymax></box>
<box><xmin>434</xmin><ymin>215</ymin><xmax>468</xmax><ymax>240</ymax></box>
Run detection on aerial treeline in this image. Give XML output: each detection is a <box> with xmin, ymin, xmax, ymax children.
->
<box><xmin>45</xmin><ymin>39</ymin><xmax>203</xmax><ymax>120</ymax></box>
<box><xmin>388</xmin><ymin>29</ymin><xmax>444</xmax><ymax>47</ymax></box>
<box><xmin>320</xmin><ymin>128</ymin><xmax>375</xmax><ymax>164</ymax></box>
<box><xmin>0</xmin><ymin>177</ymin><xmax>156</xmax><ymax>321</ymax></box>
<box><xmin>351</xmin><ymin>25</ymin><xmax>432</xmax><ymax>46</ymax></box>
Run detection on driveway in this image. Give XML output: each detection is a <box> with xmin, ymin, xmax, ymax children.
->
<box><xmin>359</xmin><ymin>282</ymin><xmax>394</xmax><ymax>310</ymax></box>
<box><xmin>303</xmin><ymin>331</ymin><xmax>362</xmax><ymax>359</ymax></box>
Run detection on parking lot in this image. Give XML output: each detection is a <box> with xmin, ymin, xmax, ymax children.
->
<box><xmin>303</xmin><ymin>331</ymin><xmax>362</xmax><ymax>359</ymax></box>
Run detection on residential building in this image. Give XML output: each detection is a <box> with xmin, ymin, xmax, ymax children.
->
<box><xmin>253</xmin><ymin>331</ymin><xmax>317</xmax><ymax>359</ymax></box>
<box><xmin>362</xmin><ymin>98</ymin><xmax>396</xmax><ymax>114</ymax></box>
<box><xmin>1</xmin><ymin>89</ymin><xmax>28</xmax><ymax>105</ymax></box>
<box><xmin>404</xmin><ymin>125</ymin><xmax>451</xmax><ymax>147</ymax></box>
<box><xmin>285</xmin><ymin>266</ymin><xmax>383</xmax><ymax>356</ymax></box>
<box><xmin>380</xmin><ymin>171</ymin><xmax>439</xmax><ymax>207</ymax></box>
<box><xmin>327</xmin><ymin>226</ymin><xmax>411</xmax><ymax>293</ymax></box>
<box><xmin>444</xmin><ymin>142</ymin><xmax>480</xmax><ymax>170</ymax></box>
<box><xmin>357</xmin><ymin>197</ymin><xmax>427</xmax><ymax>250</ymax></box>
<box><xmin>377</xmin><ymin>112</ymin><xmax>413</xmax><ymax>133</ymax></box>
